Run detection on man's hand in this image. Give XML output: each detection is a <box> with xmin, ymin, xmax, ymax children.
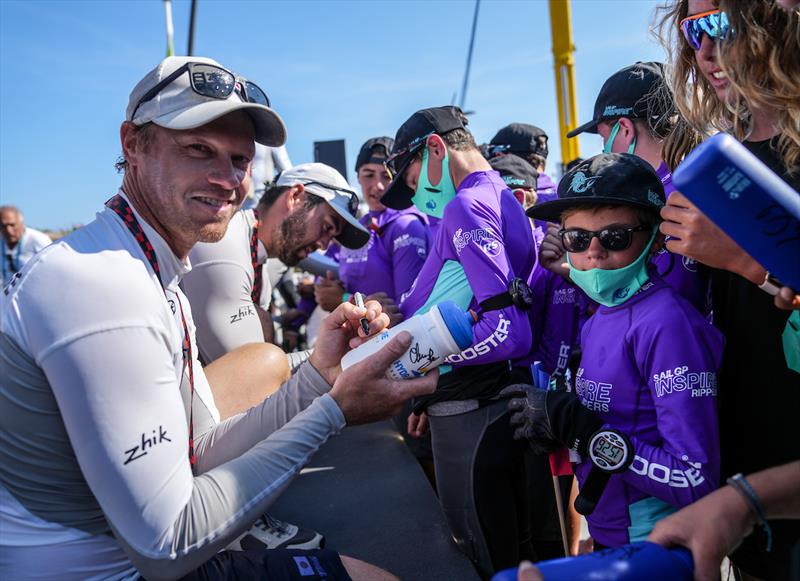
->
<box><xmin>367</xmin><ymin>292</ymin><xmax>404</xmax><ymax>327</ymax></box>
<box><xmin>308</xmin><ymin>300</ymin><xmax>389</xmax><ymax>386</ymax></box>
<box><xmin>539</xmin><ymin>223</ymin><xmax>570</xmax><ymax>279</ymax></box>
<box><xmin>330</xmin><ymin>331</ymin><xmax>438</xmax><ymax>425</ymax></box>
<box><xmin>648</xmin><ymin>486</ymin><xmax>755</xmax><ymax>581</ymax></box>
<box><xmin>314</xmin><ymin>271</ymin><xmax>346</xmax><ymax>312</ymax></box>
<box><xmin>659</xmin><ymin>192</ymin><xmax>765</xmax><ymax>283</ymax></box>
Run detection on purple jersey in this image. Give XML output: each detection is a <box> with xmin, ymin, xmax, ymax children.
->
<box><xmin>532</xmin><ymin>172</ymin><xmax>559</xmax><ymax>242</ymax></box>
<box><xmin>573</xmin><ymin>278</ymin><xmax>723</xmax><ymax>546</ymax></box>
<box><xmin>530</xmin><ymin>269</ymin><xmax>584</xmax><ymax>378</ymax></box>
<box><xmin>651</xmin><ymin>163</ymin><xmax>711</xmax><ymax>314</ymax></box>
<box><xmin>339</xmin><ymin>208</ymin><xmax>429</xmax><ymax>301</ymax></box>
<box><xmin>400</xmin><ymin>171</ymin><xmax>537</xmax><ymax>368</ymax></box>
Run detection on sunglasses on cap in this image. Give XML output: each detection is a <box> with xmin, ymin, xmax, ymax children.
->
<box><xmin>679</xmin><ymin>9</ymin><xmax>732</xmax><ymax>51</ymax></box>
<box><xmin>559</xmin><ymin>225</ymin><xmax>648</xmax><ymax>253</ymax></box>
<box><xmin>384</xmin><ymin>131</ymin><xmax>435</xmax><ymax>174</ymax></box>
<box><xmin>301</xmin><ymin>180</ymin><xmax>360</xmax><ymax>215</ymax></box>
<box><xmin>131</xmin><ymin>62</ymin><xmax>270</xmax><ymax>121</ymax></box>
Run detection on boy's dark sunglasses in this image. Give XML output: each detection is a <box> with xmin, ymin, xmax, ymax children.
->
<box><xmin>384</xmin><ymin>131</ymin><xmax>435</xmax><ymax>174</ymax></box>
<box><xmin>679</xmin><ymin>9</ymin><xmax>732</xmax><ymax>51</ymax></box>
<box><xmin>559</xmin><ymin>225</ymin><xmax>647</xmax><ymax>253</ymax></box>
<box><xmin>131</xmin><ymin>62</ymin><xmax>270</xmax><ymax>121</ymax></box>
<box><xmin>302</xmin><ymin>180</ymin><xmax>359</xmax><ymax>215</ymax></box>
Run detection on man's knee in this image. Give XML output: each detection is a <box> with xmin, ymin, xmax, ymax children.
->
<box><xmin>205</xmin><ymin>343</ymin><xmax>292</xmax><ymax>419</ymax></box>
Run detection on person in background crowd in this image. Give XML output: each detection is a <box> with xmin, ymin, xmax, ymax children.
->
<box><xmin>182</xmin><ymin>162</ymin><xmax>369</xmax><ymax>417</ymax></box>
<box><xmin>314</xmin><ymin>137</ymin><xmax>427</xmax><ymax>323</ymax></box>
<box><xmin>510</xmin><ymin>153</ymin><xmax>723</xmax><ymax>549</ymax></box>
<box><xmin>0</xmin><ymin>55</ymin><xmax>436</xmax><ymax>581</ymax></box>
<box><xmin>655</xmin><ymin>2</ymin><xmax>800</xmax><ymax>578</ymax></box>
<box><xmin>487</xmin><ymin>123</ymin><xmax>556</xmax><ymax>245</ymax></box>
<box><xmin>385</xmin><ymin>106</ymin><xmax>539</xmax><ymax>578</ymax></box>
<box><xmin>566</xmin><ymin>61</ymin><xmax>711</xmax><ymax>315</ymax></box>
<box><xmin>0</xmin><ymin>205</ymin><xmax>52</xmax><ymax>286</ymax></box>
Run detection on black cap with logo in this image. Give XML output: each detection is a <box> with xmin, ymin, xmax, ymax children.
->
<box><xmin>525</xmin><ymin>153</ymin><xmax>666</xmax><ymax>223</ymax></box>
<box><xmin>567</xmin><ymin>61</ymin><xmax>673</xmax><ymax>138</ymax></box>
<box><xmin>489</xmin><ymin>154</ymin><xmax>539</xmax><ymax>191</ymax></box>
<box><xmin>488</xmin><ymin>123</ymin><xmax>549</xmax><ymax>160</ymax></box>
<box><xmin>355</xmin><ymin>136</ymin><xmax>394</xmax><ymax>172</ymax></box>
<box><xmin>382</xmin><ymin>106</ymin><xmax>468</xmax><ymax>210</ymax></box>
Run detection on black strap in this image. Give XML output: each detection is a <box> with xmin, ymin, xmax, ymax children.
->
<box><xmin>479</xmin><ymin>277</ymin><xmax>533</xmax><ymax>313</ymax></box>
<box><xmin>479</xmin><ymin>291</ymin><xmax>515</xmax><ymax>312</ymax></box>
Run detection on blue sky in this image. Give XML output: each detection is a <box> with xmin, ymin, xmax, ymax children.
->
<box><xmin>0</xmin><ymin>0</ymin><xmax>667</xmax><ymax>230</ymax></box>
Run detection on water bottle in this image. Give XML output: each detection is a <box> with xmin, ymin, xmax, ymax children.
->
<box><xmin>672</xmin><ymin>132</ymin><xmax>800</xmax><ymax>290</ymax></box>
<box><xmin>490</xmin><ymin>542</ymin><xmax>693</xmax><ymax>581</ymax></box>
<box><xmin>340</xmin><ymin>301</ymin><xmax>475</xmax><ymax>380</ymax></box>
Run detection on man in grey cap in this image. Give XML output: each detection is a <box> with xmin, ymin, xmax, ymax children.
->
<box><xmin>0</xmin><ymin>55</ymin><xmax>433</xmax><ymax>581</ymax></box>
<box><xmin>183</xmin><ymin>162</ymin><xmax>369</xmax><ymax>416</ymax></box>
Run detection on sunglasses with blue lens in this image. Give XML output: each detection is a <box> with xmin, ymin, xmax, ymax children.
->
<box><xmin>679</xmin><ymin>9</ymin><xmax>732</xmax><ymax>51</ymax></box>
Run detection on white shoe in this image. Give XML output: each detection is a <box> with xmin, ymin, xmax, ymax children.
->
<box><xmin>228</xmin><ymin>514</ymin><xmax>325</xmax><ymax>551</ymax></box>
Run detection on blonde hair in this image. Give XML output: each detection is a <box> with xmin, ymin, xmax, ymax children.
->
<box><xmin>655</xmin><ymin>0</ymin><xmax>800</xmax><ymax>173</ymax></box>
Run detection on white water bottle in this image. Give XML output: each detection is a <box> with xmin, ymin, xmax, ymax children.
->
<box><xmin>340</xmin><ymin>301</ymin><xmax>475</xmax><ymax>380</ymax></box>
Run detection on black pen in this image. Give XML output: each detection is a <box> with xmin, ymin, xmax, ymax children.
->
<box><xmin>354</xmin><ymin>292</ymin><xmax>370</xmax><ymax>336</ymax></box>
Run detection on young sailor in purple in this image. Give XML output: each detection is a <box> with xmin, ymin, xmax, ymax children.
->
<box><xmin>383</xmin><ymin>107</ymin><xmax>539</xmax><ymax>576</ymax></box>
<box><xmin>338</xmin><ymin>137</ymin><xmax>429</xmax><ymax>301</ymax></box>
<box><xmin>508</xmin><ymin>154</ymin><xmax>723</xmax><ymax>548</ymax></box>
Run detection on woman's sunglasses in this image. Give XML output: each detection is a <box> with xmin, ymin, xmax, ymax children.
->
<box><xmin>559</xmin><ymin>225</ymin><xmax>647</xmax><ymax>253</ymax></box>
<box><xmin>131</xmin><ymin>62</ymin><xmax>270</xmax><ymax>121</ymax></box>
<box><xmin>679</xmin><ymin>9</ymin><xmax>732</xmax><ymax>51</ymax></box>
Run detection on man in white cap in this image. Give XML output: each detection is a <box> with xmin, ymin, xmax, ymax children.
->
<box><xmin>183</xmin><ymin>162</ymin><xmax>369</xmax><ymax>417</ymax></box>
<box><xmin>0</xmin><ymin>56</ymin><xmax>434</xmax><ymax>581</ymax></box>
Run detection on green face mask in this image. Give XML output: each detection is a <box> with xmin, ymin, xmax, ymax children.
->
<box><xmin>783</xmin><ymin>311</ymin><xmax>800</xmax><ymax>374</ymax></box>
<box><xmin>567</xmin><ymin>228</ymin><xmax>657</xmax><ymax>307</ymax></box>
<box><xmin>412</xmin><ymin>147</ymin><xmax>458</xmax><ymax>219</ymax></box>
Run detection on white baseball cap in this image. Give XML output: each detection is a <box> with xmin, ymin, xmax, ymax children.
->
<box><xmin>126</xmin><ymin>56</ymin><xmax>286</xmax><ymax>147</ymax></box>
<box><xmin>277</xmin><ymin>163</ymin><xmax>370</xmax><ymax>249</ymax></box>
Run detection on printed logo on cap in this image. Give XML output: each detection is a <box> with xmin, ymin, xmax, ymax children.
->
<box><xmin>569</xmin><ymin>171</ymin><xmax>601</xmax><ymax>193</ymax></box>
<box><xmin>648</xmin><ymin>189</ymin><xmax>665</xmax><ymax>207</ymax></box>
<box><xmin>603</xmin><ymin>105</ymin><xmax>634</xmax><ymax>117</ymax></box>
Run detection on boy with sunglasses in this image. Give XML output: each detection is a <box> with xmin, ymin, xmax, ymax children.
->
<box><xmin>506</xmin><ymin>153</ymin><xmax>724</xmax><ymax>549</ymax></box>
<box><xmin>565</xmin><ymin>61</ymin><xmax>710</xmax><ymax>315</ymax></box>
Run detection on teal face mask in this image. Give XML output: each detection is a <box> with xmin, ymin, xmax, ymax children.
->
<box><xmin>567</xmin><ymin>228</ymin><xmax>657</xmax><ymax>307</ymax></box>
<box><xmin>411</xmin><ymin>147</ymin><xmax>458</xmax><ymax>219</ymax></box>
<box><xmin>603</xmin><ymin>121</ymin><xmax>637</xmax><ymax>155</ymax></box>
<box><xmin>783</xmin><ymin>311</ymin><xmax>800</xmax><ymax>374</ymax></box>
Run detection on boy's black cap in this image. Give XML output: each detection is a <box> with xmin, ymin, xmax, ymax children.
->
<box><xmin>382</xmin><ymin>106</ymin><xmax>468</xmax><ymax>210</ymax></box>
<box><xmin>488</xmin><ymin>123</ymin><xmax>549</xmax><ymax>160</ymax></box>
<box><xmin>567</xmin><ymin>61</ymin><xmax>672</xmax><ymax>138</ymax></box>
<box><xmin>355</xmin><ymin>136</ymin><xmax>394</xmax><ymax>172</ymax></box>
<box><xmin>526</xmin><ymin>153</ymin><xmax>666</xmax><ymax>223</ymax></box>
<box><xmin>489</xmin><ymin>154</ymin><xmax>539</xmax><ymax>191</ymax></box>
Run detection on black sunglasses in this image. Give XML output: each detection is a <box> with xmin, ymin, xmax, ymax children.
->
<box><xmin>302</xmin><ymin>180</ymin><xmax>360</xmax><ymax>215</ymax></box>
<box><xmin>131</xmin><ymin>62</ymin><xmax>270</xmax><ymax>121</ymax></box>
<box><xmin>384</xmin><ymin>131</ymin><xmax>435</xmax><ymax>174</ymax></box>
<box><xmin>559</xmin><ymin>225</ymin><xmax>647</xmax><ymax>253</ymax></box>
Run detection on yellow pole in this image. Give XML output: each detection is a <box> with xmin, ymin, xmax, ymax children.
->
<box><xmin>549</xmin><ymin>0</ymin><xmax>580</xmax><ymax>173</ymax></box>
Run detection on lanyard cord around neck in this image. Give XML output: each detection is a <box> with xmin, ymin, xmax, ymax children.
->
<box><xmin>105</xmin><ymin>194</ymin><xmax>197</xmax><ymax>469</ymax></box>
<box><xmin>250</xmin><ymin>223</ymin><xmax>263</xmax><ymax>305</ymax></box>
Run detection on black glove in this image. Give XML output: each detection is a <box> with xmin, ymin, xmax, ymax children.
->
<box><xmin>501</xmin><ymin>384</ymin><xmax>604</xmax><ymax>457</ymax></box>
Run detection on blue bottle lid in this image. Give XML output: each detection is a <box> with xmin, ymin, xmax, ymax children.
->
<box><xmin>436</xmin><ymin>301</ymin><xmax>475</xmax><ymax>350</ymax></box>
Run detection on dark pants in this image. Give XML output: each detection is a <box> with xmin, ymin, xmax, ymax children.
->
<box><xmin>174</xmin><ymin>548</ymin><xmax>352</xmax><ymax>581</ymax></box>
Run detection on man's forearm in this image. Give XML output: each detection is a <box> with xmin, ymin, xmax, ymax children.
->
<box><xmin>743</xmin><ymin>460</ymin><xmax>800</xmax><ymax>519</ymax></box>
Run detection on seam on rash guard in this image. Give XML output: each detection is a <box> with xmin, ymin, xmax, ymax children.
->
<box><xmin>35</xmin><ymin>322</ymin><xmax>173</xmax><ymax>365</ymax></box>
<box><xmin>132</xmin><ymin>394</ymin><xmax>344</xmax><ymax>560</ymax></box>
<box><xmin>187</xmin><ymin>259</ymin><xmax>251</xmax><ymax>273</ymax></box>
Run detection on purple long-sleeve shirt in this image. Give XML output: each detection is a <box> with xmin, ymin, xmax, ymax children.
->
<box><xmin>400</xmin><ymin>171</ymin><xmax>537</xmax><ymax>368</ymax></box>
<box><xmin>338</xmin><ymin>208</ymin><xmax>429</xmax><ymax>301</ymax></box>
<box><xmin>651</xmin><ymin>163</ymin><xmax>711</xmax><ymax>314</ymax></box>
<box><xmin>574</xmin><ymin>278</ymin><xmax>724</xmax><ymax>546</ymax></box>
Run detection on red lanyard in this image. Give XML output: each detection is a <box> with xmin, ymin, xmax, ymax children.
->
<box><xmin>106</xmin><ymin>194</ymin><xmax>197</xmax><ymax>468</ymax></box>
<box><xmin>250</xmin><ymin>223</ymin><xmax>263</xmax><ymax>305</ymax></box>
